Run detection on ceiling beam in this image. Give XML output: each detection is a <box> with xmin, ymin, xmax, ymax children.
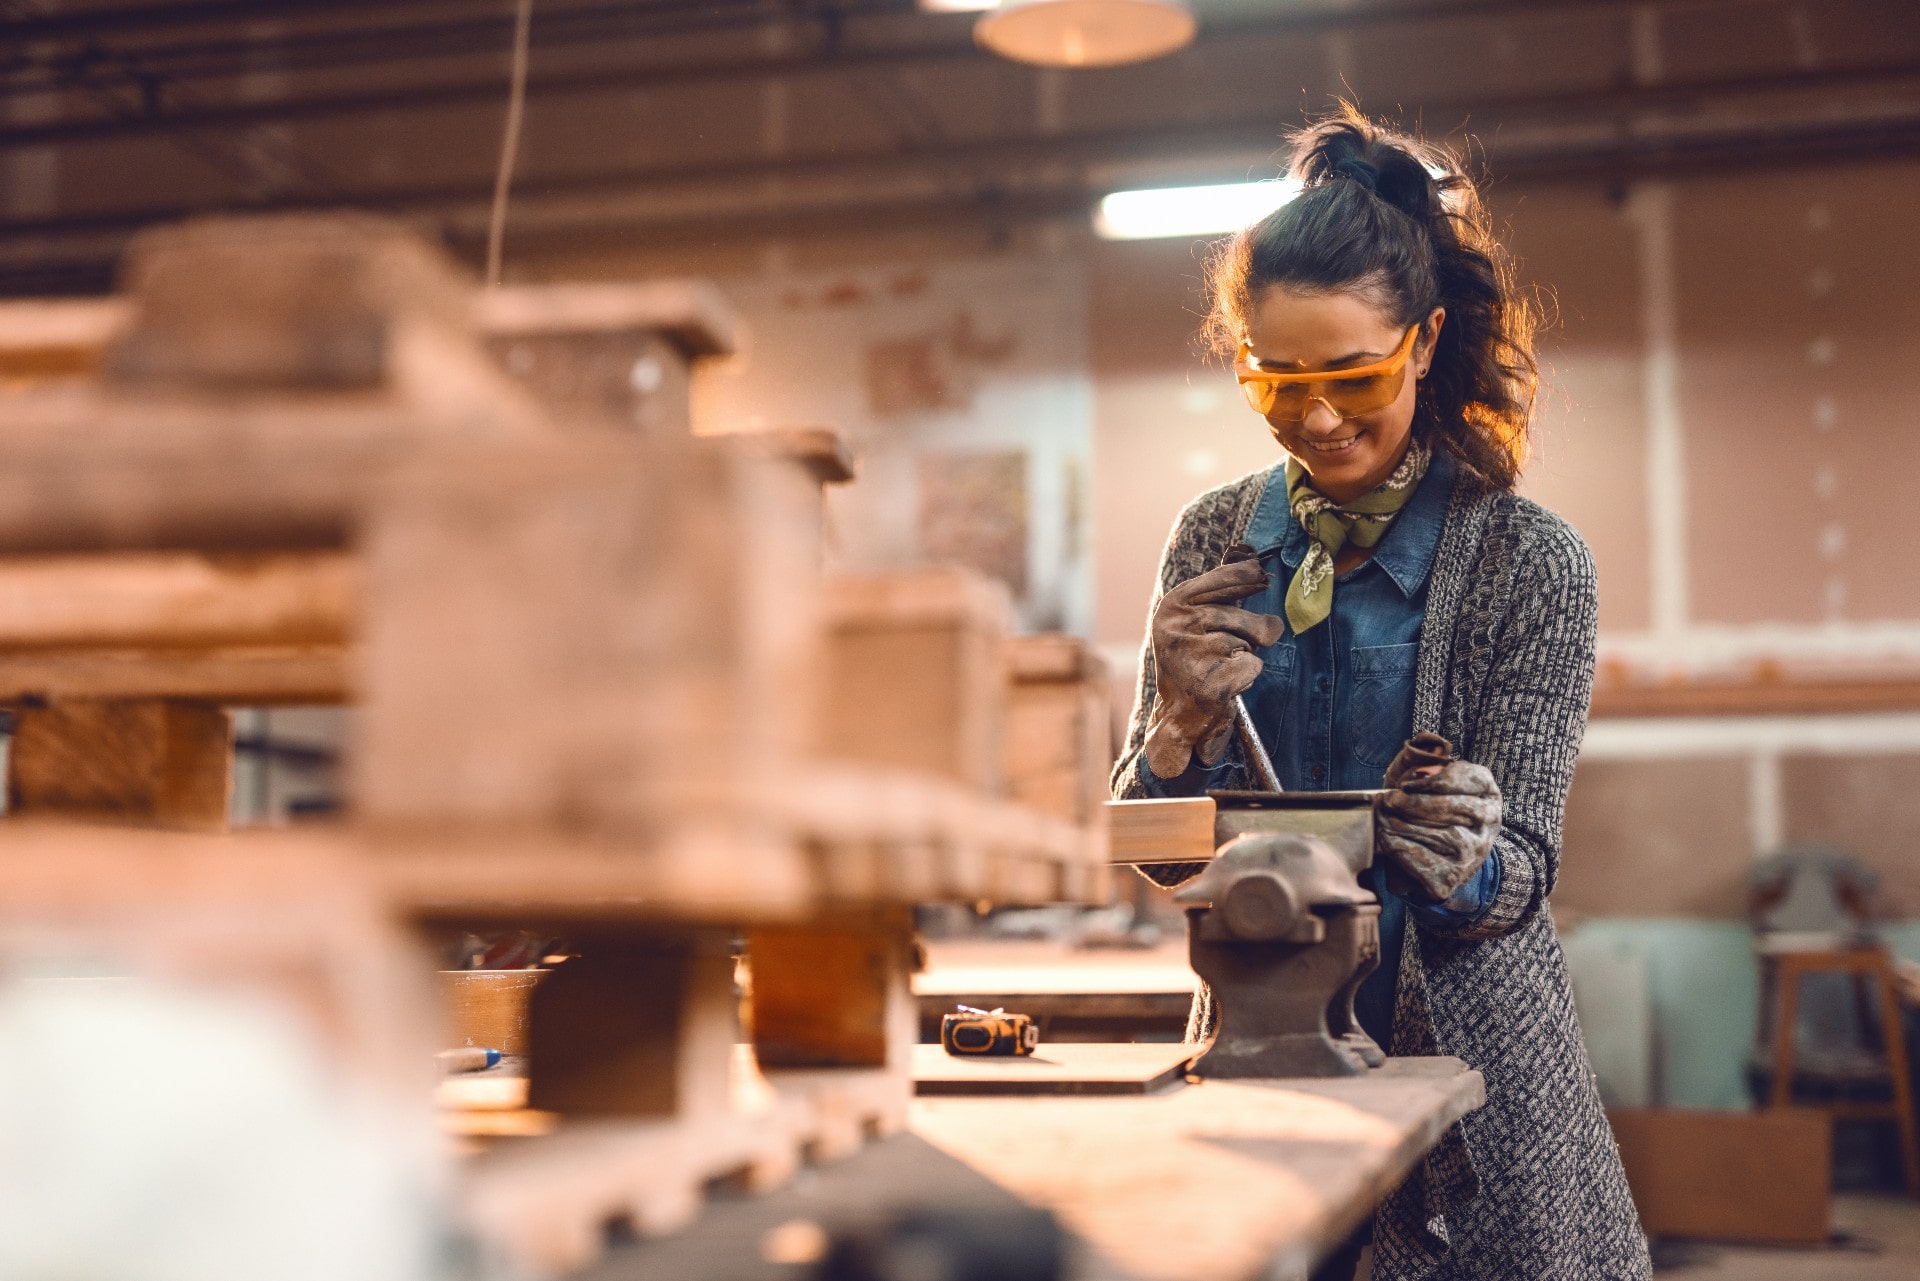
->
<box><xmin>0</xmin><ymin>0</ymin><xmax>1719</xmax><ymax>149</ymax></box>
<box><xmin>3</xmin><ymin>55</ymin><xmax>1914</xmax><ymax>241</ymax></box>
<box><xmin>0</xmin><ymin>0</ymin><xmax>767</xmax><ymax>42</ymax></box>
<box><xmin>4</xmin><ymin>98</ymin><xmax>1916</xmax><ymax>289</ymax></box>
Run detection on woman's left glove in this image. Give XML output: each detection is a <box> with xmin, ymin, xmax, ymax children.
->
<box><xmin>1374</xmin><ymin>732</ymin><xmax>1502</xmax><ymax>905</ymax></box>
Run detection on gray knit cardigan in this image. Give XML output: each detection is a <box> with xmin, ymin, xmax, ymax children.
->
<box><xmin>1111</xmin><ymin>464</ymin><xmax>1652</xmax><ymax>1280</ymax></box>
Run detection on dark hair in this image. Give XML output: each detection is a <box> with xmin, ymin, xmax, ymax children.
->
<box><xmin>1204</xmin><ymin>106</ymin><xmax>1540</xmax><ymax>490</ymax></box>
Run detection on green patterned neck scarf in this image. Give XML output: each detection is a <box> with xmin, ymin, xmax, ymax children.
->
<box><xmin>1284</xmin><ymin>440</ymin><xmax>1432</xmax><ymax>634</ymax></box>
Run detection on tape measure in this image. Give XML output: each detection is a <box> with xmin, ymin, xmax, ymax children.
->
<box><xmin>940</xmin><ymin>1005</ymin><xmax>1039</xmax><ymax>1056</ymax></box>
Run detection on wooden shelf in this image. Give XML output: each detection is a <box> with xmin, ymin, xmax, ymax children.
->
<box><xmin>1591</xmin><ymin>672</ymin><xmax>1920</xmax><ymax>719</ymax></box>
<box><xmin>0</xmin><ymin>762</ymin><xmax>1107</xmax><ymax>924</ymax></box>
<box><xmin>0</xmin><ymin>217</ymin><xmax>1115</xmax><ymax>1281</ymax></box>
<box><xmin>375</xmin><ymin>767</ymin><xmax>1108</xmax><ymax>918</ymax></box>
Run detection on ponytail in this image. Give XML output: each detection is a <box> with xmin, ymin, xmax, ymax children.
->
<box><xmin>1204</xmin><ymin>105</ymin><xmax>1540</xmax><ymax>491</ymax></box>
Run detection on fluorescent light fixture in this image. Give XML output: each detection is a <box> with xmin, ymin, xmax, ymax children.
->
<box><xmin>918</xmin><ymin>0</ymin><xmax>997</xmax><ymax>11</ymax></box>
<box><xmin>1094</xmin><ymin>179</ymin><xmax>1303</xmax><ymax>241</ymax></box>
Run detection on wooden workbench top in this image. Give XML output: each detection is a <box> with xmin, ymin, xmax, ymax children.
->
<box><xmin>580</xmin><ymin>1056</ymin><xmax>1483</xmax><ymax>1281</ymax></box>
<box><xmin>913</xmin><ymin>1057</ymin><xmax>1483</xmax><ymax>1281</ymax></box>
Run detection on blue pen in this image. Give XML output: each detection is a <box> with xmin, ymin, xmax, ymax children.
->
<box><xmin>437</xmin><ymin>1047</ymin><xmax>503</xmax><ymax>1073</ymax></box>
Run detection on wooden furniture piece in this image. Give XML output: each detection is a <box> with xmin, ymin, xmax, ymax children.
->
<box><xmin>1756</xmin><ymin>938</ymin><xmax>1920</xmax><ymax>1196</ymax></box>
<box><xmin>0</xmin><ymin>213</ymin><xmax>1108</xmax><ymax>1277</ymax></box>
<box><xmin>580</xmin><ymin>1057</ymin><xmax>1486</xmax><ymax>1281</ymax></box>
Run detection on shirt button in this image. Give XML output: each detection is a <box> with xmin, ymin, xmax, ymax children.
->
<box><xmin>1311</xmin><ymin>766</ymin><xmax>1327</xmax><ymax>782</ymax></box>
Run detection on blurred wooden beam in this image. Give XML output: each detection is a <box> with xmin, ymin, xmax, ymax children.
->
<box><xmin>0</xmin><ymin>552</ymin><xmax>353</xmax><ymax>649</ymax></box>
<box><xmin>1589</xmin><ymin>671</ymin><xmax>1920</xmax><ymax>719</ymax></box>
<box><xmin>8</xmin><ymin>698</ymin><xmax>232</xmax><ymax>829</ymax></box>
<box><xmin>0</xmin><ymin>647</ymin><xmax>349</xmax><ymax>705</ymax></box>
<box><xmin>475</xmin><ymin>281</ymin><xmax>740</xmax><ymax>360</ymax></box>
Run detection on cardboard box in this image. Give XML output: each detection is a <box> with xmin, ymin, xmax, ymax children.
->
<box><xmin>1609</xmin><ymin>1108</ymin><xmax>1831</xmax><ymax>1245</ymax></box>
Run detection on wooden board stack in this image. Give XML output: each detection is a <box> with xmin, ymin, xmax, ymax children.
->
<box><xmin>0</xmin><ymin>214</ymin><xmax>1111</xmax><ymax>1276</ymax></box>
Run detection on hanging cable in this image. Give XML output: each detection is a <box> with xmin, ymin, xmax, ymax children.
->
<box><xmin>485</xmin><ymin>0</ymin><xmax>534</xmax><ymax>286</ymax></box>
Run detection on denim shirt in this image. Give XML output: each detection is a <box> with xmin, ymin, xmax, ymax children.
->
<box><xmin>1140</xmin><ymin>449</ymin><xmax>1500</xmax><ymax>1047</ymax></box>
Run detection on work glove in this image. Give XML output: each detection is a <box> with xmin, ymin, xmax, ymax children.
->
<box><xmin>1142</xmin><ymin>544</ymin><xmax>1285</xmax><ymax>781</ymax></box>
<box><xmin>1374</xmin><ymin>732</ymin><xmax>1503</xmax><ymax>906</ymax></box>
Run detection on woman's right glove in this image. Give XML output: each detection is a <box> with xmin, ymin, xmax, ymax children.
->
<box><xmin>1142</xmin><ymin>545</ymin><xmax>1284</xmax><ymax>780</ymax></box>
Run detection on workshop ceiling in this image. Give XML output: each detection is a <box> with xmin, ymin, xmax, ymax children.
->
<box><xmin>3</xmin><ymin>0</ymin><xmax>1919</xmax><ymax>291</ymax></box>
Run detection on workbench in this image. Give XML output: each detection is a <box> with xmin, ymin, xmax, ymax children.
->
<box><xmin>577</xmin><ymin>1056</ymin><xmax>1484</xmax><ymax>1281</ymax></box>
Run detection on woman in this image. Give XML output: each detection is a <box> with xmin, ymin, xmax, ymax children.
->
<box><xmin>1111</xmin><ymin>109</ymin><xmax>1651</xmax><ymax>1279</ymax></box>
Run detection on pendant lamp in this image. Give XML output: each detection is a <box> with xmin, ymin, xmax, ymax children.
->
<box><xmin>974</xmin><ymin>0</ymin><xmax>1197</xmax><ymax>69</ymax></box>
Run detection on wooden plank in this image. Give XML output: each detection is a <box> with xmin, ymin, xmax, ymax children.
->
<box><xmin>1608</xmin><ymin>1108</ymin><xmax>1831</xmax><ymax>1245</ymax></box>
<box><xmin>373</xmin><ymin>824</ymin><xmax>817</xmax><ymax>924</ymax></box>
<box><xmin>1106</xmin><ymin>796</ymin><xmax>1216</xmax><ymax>864</ymax></box>
<box><xmin>761</xmin><ymin>1062</ymin><xmax>912</xmax><ymax>1160</ymax></box>
<box><xmin>916</xmin><ymin>939</ymin><xmax>1196</xmax><ymax>998</ymax></box>
<box><xmin>440</xmin><ymin>970</ymin><xmax>547</xmax><ymax>1056</ymax></box>
<box><xmin>0</xmin><ymin>646</ymin><xmax>348</xmax><ymax>704</ymax></box>
<box><xmin>1005</xmin><ymin>633</ymin><xmax>1112</xmax><ymax>826</ymax></box>
<box><xmin>486</xmin><ymin>328</ymin><xmax>693</xmax><ymax>435</ymax></box>
<box><xmin>463</xmin><ymin>1109</ymin><xmax>799</xmax><ymax>1274</ymax></box>
<box><xmin>915</xmin><ymin>939</ymin><xmax>1194</xmax><ymax>1040</ymax></box>
<box><xmin>0</xmin><ymin>297</ymin><xmax>129</xmax><ymax>379</ymax></box>
<box><xmin>8</xmin><ymin>698</ymin><xmax>232</xmax><ymax>828</ymax></box>
<box><xmin>547</xmin><ymin>1131</ymin><xmax>1051</xmax><ymax>1281</ymax></box>
<box><xmin>0</xmin><ymin>552</ymin><xmax>353</xmax><ymax>648</ymax></box>
<box><xmin>455</xmin><ymin>1056</ymin><xmax>912</xmax><ymax>1275</ymax></box>
<box><xmin>749</xmin><ymin>911</ymin><xmax>917</xmax><ymax>1070</ymax></box>
<box><xmin>716</xmin><ymin>426</ymin><xmax>857</xmax><ymax>486</ymax></box>
<box><xmin>1591</xmin><ymin>675</ymin><xmax>1920</xmax><ymax>717</ymax></box>
<box><xmin>109</xmin><ymin>212</ymin><xmax>475</xmax><ymax>389</ymax></box>
<box><xmin>0</xmin><ymin>217</ymin><xmax>552</xmax><ymax>555</ymax></box>
<box><xmin>475</xmin><ymin>280</ymin><xmax>740</xmax><ymax>358</ymax></box>
<box><xmin>816</xmin><ymin>569</ymin><xmax>1011</xmax><ymax>794</ymax></box>
<box><xmin>912</xmin><ymin>1042</ymin><xmax>1194</xmax><ymax>1096</ymax></box>
<box><xmin>354</xmin><ymin>434</ymin><xmax>818</xmax><ymax>832</ymax></box>
<box><xmin>910</xmin><ymin>1057</ymin><xmax>1485</xmax><ymax>1281</ymax></box>
<box><xmin>0</xmin><ymin>768</ymin><xmax>1098</xmax><ymax>924</ymax></box>
<box><xmin>1008</xmin><ymin>632</ymin><xmax>1107</xmax><ymax>683</ymax></box>
<box><xmin>525</xmin><ymin>931</ymin><xmax>738</xmax><ymax>1118</ymax></box>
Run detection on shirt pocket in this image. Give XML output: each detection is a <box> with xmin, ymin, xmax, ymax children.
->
<box><xmin>1245</xmin><ymin>643</ymin><xmax>1297</xmax><ymax>733</ymax></box>
<box><xmin>1349</xmin><ymin>642</ymin><xmax>1420</xmax><ymax>771</ymax></box>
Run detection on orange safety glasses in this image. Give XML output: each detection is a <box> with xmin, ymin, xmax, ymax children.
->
<box><xmin>1234</xmin><ymin>323</ymin><xmax>1421</xmax><ymax>422</ymax></box>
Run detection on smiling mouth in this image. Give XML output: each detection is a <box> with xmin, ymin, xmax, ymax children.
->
<box><xmin>1304</xmin><ymin>433</ymin><xmax>1362</xmax><ymax>456</ymax></box>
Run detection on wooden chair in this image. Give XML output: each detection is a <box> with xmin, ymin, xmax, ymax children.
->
<box><xmin>1757</xmin><ymin>937</ymin><xmax>1920</xmax><ymax>1197</ymax></box>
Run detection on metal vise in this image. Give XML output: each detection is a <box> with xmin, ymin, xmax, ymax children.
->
<box><xmin>1175</xmin><ymin>791</ymin><xmax>1384</xmax><ymax>1078</ymax></box>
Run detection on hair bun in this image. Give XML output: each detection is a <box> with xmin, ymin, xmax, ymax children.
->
<box><xmin>1370</xmin><ymin>149</ymin><xmax>1439</xmax><ymax>222</ymax></box>
<box><xmin>1298</xmin><ymin>117</ymin><xmax>1443</xmax><ymax>225</ymax></box>
<box><xmin>1330</xmin><ymin>156</ymin><xmax>1380</xmax><ymax>194</ymax></box>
